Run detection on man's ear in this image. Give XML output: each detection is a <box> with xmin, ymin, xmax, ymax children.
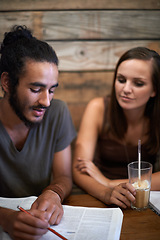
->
<box><xmin>1</xmin><ymin>72</ymin><xmax>10</xmax><ymax>93</ymax></box>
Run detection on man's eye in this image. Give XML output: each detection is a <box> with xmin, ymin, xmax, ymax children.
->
<box><xmin>49</xmin><ymin>89</ymin><xmax>54</xmax><ymax>94</ymax></box>
<box><xmin>30</xmin><ymin>88</ymin><xmax>40</xmax><ymax>93</ymax></box>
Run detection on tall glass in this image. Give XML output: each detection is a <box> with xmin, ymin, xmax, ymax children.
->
<box><xmin>128</xmin><ymin>161</ymin><xmax>152</xmax><ymax>211</ymax></box>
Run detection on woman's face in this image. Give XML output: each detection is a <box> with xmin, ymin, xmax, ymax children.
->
<box><xmin>115</xmin><ymin>59</ymin><xmax>156</xmax><ymax>112</ymax></box>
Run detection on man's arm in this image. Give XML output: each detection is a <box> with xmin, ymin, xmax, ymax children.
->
<box><xmin>31</xmin><ymin>145</ymin><xmax>72</xmax><ymax>225</ymax></box>
<box><xmin>0</xmin><ymin>145</ymin><xmax>72</xmax><ymax>239</ymax></box>
<box><xmin>49</xmin><ymin>144</ymin><xmax>72</xmax><ymax>200</ymax></box>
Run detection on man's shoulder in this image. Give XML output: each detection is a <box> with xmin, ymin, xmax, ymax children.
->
<box><xmin>51</xmin><ymin>98</ymin><xmax>66</xmax><ymax>106</ymax></box>
<box><xmin>45</xmin><ymin>99</ymin><xmax>68</xmax><ymax>119</ymax></box>
<box><xmin>49</xmin><ymin>98</ymin><xmax>67</xmax><ymax>111</ymax></box>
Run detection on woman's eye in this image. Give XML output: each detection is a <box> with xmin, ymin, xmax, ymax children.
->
<box><xmin>117</xmin><ymin>77</ymin><xmax>126</xmax><ymax>83</ymax></box>
<box><xmin>134</xmin><ymin>81</ymin><xmax>145</xmax><ymax>87</ymax></box>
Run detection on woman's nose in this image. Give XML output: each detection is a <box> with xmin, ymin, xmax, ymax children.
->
<box><xmin>123</xmin><ymin>82</ymin><xmax>132</xmax><ymax>94</ymax></box>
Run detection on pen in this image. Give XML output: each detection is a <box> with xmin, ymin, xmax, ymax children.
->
<box><xmin>17</xmin><ymin>206</ymin><xmax>68</xmax><ymax>240</ymax></box>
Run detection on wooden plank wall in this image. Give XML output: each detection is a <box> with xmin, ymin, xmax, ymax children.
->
<box><xmin>0</xmin><ymin>0</ymin><xmax>160</xmax><ymax>131</ymax></box>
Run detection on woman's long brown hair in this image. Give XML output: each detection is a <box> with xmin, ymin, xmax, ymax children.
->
<box><xmin>107</xmin><ymin>47</ymin><xmax>160</xmax><ymax>154</ymax></box>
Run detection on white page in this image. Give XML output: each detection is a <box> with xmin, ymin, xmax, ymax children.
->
<box><xmin>0</xmin><ymin>196</ymin><xmax>37</xmax><ymax>210</ymax></box>
<box><xmin>149</xmin><ymin>191</ymin><xmax>160</xmax><ymax>215</ymax></box>
<box><xmin>0</xmin><ymin>197</ymin><xmax>123</xmax><ymax>240</ymax></box>
<box><xmin>43</xmin><ymin>206</ymin><xmax>123</xmax><ymax>240</ymax></box>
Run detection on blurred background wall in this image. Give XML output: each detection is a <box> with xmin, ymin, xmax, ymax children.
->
<box><xmin>0</xmin><ymin>0</ymin><xmax>160</xmax><ymax>130</ymax></box>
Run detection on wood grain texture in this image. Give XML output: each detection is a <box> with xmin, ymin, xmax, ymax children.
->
<box><xmin>68</xmin><ymin>103</ymin><xmax>86</xmax><ymax>131</ymax></box>
<box><xmin>42</xmin><ymin>11</ymin><xmax>160</xmax><ymax>40</ymax></box>
<box><xmin>0</xmin><ymin>11</ymin><xmax>160</xmax><ymax>41</ymax></box>
<box><xmin>56</xmin><ymin>71</ymin><xmax>113</xmax><ymax>103</ymax></box>
<box><xmin>55</xmin><ymin>71</ymin><xmax>114</xmax><ymax>129</ymax></box>
<box><xmin>51</xmin><ymin>40</ymin><xmax>160</xmax><ymax>71</ymax></box>
<box><xmin>0</xmin><ymin>0</ymin><xmax>160</xmax><ymax>10</ymax></box>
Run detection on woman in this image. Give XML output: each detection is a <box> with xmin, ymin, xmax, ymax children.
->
<box><xmin>73</xmin><ymin>47</ymin><xmax>160</xmax><ymax>208</ymax></box>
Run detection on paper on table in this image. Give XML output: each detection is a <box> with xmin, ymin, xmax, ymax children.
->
<box><xmin>0</xmin><ymin>196</ymin><xmax>37</xmax><ymax>210</ymax></box>
<box><xmin>149</xmin><ymin>191</ymin><xmax>160</xmax><ymax>215</ymax></box>
<box><xmin>43</xmin><ymin>206</ymin><xmax>123</xmax><ymax>240</ymax></box>
<box><xmin>0</xmin><ymin>196</ymin><xmax>123</xmax><ymax>240</ymax></box>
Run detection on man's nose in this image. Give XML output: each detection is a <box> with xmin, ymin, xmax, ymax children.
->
<box><xmin>39</xmin><ymin>91</ymin><xmax>51</xmax><ymax>107</ymax></box>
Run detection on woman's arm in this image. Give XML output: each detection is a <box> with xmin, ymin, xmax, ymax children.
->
<box><xmin>151</xmin><ymin>171</ymin><xmax>160</xmax><ymax>190</ymax></box>
<box><xmin>73</xmin><ymin>98</ymin><xmax>106</xmax><ymax>182</ymax></box>
<box><xmin>73</xmin><ymin>155</ymin><xmax>135</xmax><ymax>208</ymax></box>
<box><xmin>73</xmin><ymin>98</ymin><xmax>135</xmax><ymax>207</ymax></box>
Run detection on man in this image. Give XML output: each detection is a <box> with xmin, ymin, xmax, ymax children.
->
<box><xmin>0</xmin><ymin>25</ymin><xmax>76</xmax><ymax>239</ymax></box>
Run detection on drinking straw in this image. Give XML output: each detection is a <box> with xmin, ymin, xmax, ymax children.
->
<box><xmin>138</xmin><ymin>139</ymin><xmax>141</xmax><ymax>180</ymax></box>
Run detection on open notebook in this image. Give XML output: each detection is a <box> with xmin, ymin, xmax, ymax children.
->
<box><xmin>149</xmin><ymin>191</ymin><xmax>160</xmax><ymax>216</ymax></box>
<box><xmin>0</xmin><ymin>196</ymin><xmax>123</xmax><ymax>240</ymax></box>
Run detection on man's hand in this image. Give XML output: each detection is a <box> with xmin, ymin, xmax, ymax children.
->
<box><xmin>31</xmin><ymin>190</ymin><xmax>64</xmax><ymax>225</ymax></box>
<box><xmin>2</xmin><ymin>208</ymin><xmax>49</xmax><ymax>240</ymax></box>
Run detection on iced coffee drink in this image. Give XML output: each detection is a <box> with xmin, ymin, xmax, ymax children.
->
<box><xmin>132</xmin><ymin>180</ymin><xmax>150</xmax><ymax>210</ymax></box>
<box><xmin>128</xmin><ymin>161</ymin><xmax>152</xmax><ymax>211</ymax></box>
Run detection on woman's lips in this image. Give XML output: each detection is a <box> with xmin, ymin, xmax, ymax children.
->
<box><xmin>120</xmin><ymin>95</ymin><xmax>135</xmax><ymax>101</ymax></box>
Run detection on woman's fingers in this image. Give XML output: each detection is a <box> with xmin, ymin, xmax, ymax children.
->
<box><xmin>109</xmin><ymin>183</ymin><xmax>136</xmax><ymax>208</ymax></box>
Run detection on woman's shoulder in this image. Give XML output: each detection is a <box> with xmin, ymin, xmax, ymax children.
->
<box><xmin>84</xmin><ymin>97</ymin><xmax>106</xmax><ymax>131</ymax></box>
<box><xmin>87</xmin><ymin>97</ymin><xmax>104</xmax><ymax>111</ymax></box>
<box><xmin>87</xmin><ymin>96</ymin><xmax>110</xmax><ymax>113</ymax></box>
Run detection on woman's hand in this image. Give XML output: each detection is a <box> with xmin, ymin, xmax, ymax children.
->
<box><xmin>75</xmin><ymin>158</ymin><xmax>110</xmax><ymax>186</ymax></box>
<box><xmin>107</xmin><ymin>182</ymin><xmax>136</xmax><ymax>208</ymax></box>
<box><xmin>75</xmin><ymin>157</ymin><xmax>136</xmax><ymax>209</ymax></box>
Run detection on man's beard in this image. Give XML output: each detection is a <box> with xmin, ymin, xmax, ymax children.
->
<box><xmin>9</xmin><ymin>90</ymin><xmax>46</xmax><ymax>128</ymax></box>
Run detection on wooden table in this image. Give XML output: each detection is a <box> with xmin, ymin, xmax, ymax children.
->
<box><xmin>64</xmin><ymin>194</ymin><xmax>160</xmax><ymax>240</ymax></box>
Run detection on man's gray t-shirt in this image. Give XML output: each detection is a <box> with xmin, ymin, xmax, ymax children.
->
<box><xmin>0</xmin><ymin>99</ymin><xmax>76</xmax><ymax>197</ymax></box>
